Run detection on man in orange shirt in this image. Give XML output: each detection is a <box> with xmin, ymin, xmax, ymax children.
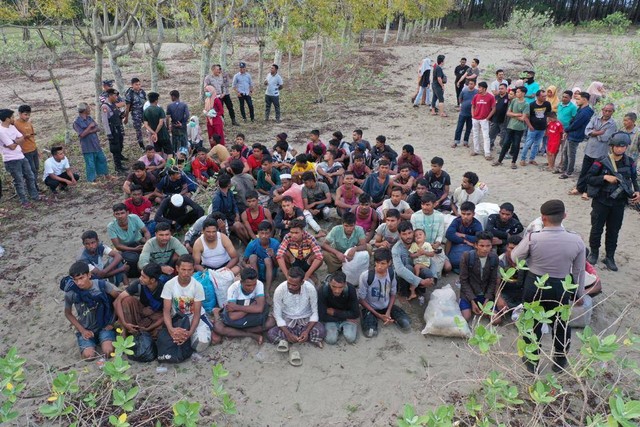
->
<box><xmin>14</xmin><ymin>105</ymin><xmax>40</xmax><ymax>191</ymax></box>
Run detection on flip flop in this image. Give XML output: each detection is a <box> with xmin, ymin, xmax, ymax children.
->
<box><xmin>289</xmin><ymin>350</ymin><xmax>302</xmax><ymax>367</ymax></box>
<box><xmin>277</xmin><ymin>339</ymin><xmax>289</xmax><ymax>353</ymax></box>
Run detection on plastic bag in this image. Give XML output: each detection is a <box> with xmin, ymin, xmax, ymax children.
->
<box><xmin>475</xmin><ymin>202</ymin><xmax>500</xmax><ymax>230</ymax></box>
<box><xmin>210</xmin><ymin>268</ymin><xmax>236</xmax><ymax>308</ymax></box>
<box><xmin>193</xmin><ymin>270</ymin><xmax>217</xmax><ymax>313</ymax></box>
<box><xmin>342</xmin><ymin>250</ymin><xmax>370</xmax><ymax>286</ymax></box>
<box><xmin>157</xmin><ymin>314</ymin><xmax>193</xmax><ymax>363</ymax></box>
<box><xmin>421</xmin><ymin>284</ymin><xmax>471</xmax><ymax>338</ymax></box>
<box><xmin>129</xmin><ymin>332</ymin><xmax>157</xmax><ymax>363</ymax></box>
<box><xmin>569</xmin><ymin>295</ymin><xmax>593</xmax><ymax>328</ymax></box>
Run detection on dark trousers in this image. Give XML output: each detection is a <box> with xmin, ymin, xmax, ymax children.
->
<box><xmin>221</xmin><ymin>94</ymin><xmax>236</xmax><ymax>122</ymax></box>
<box><xmin>44</xmin><ymin>173</ymin><xmax>80</xmax><ymax>193</ymax></box>
<box><xmin>523</xmin><ymin>272</ymin><xmax>574</xmax><ymax>358</ymax></box>
<box><xmin>23</xmin><ymin>151</ymin><xmax>40</xmax><ymax>187</ymax></box>
<box><xmin>158</xmin><ymin>209</ymin><xmax>202</xmax><ymax>229</ymax></box>
<box><xmin>265</xmin><ymin>95</ymin><xmax>281</xmax><ymax>121</ymax></box>
<box><xmin>361</xmin><ymin>305</ymin><xmax>411</xmax><ymax>337</ymax></box>
<box><xmin>489</xmin><ymin>121</ymin><xmax>507</xmax><ymax>146</ymax></box>
<box><xmin>498</xmin><ymin>129</ymin><xmax>524</xmax><ymax>163</ymax></box>
<box><xmin>238</xmin><ymin>95</ymin><xmax>254</xmax><ymax>121</ymax></box>
<box><xmin>576</xmin><ymin>155</ymin><xmax>596</xmax><ymax>193</ymax></box>
<box><xmin>454</xmin><ymin>114</ymin><xmax>472</xmax><ymax>144</ymax></box>
<box><xmin>455</xmin><ymin>84</ymin><xmax>463</xmax><ymax>106</ymax></box>
<box><xmin>108</xmin><ymin>133</ymin><xmax>125</xmax><ymax>170</ymax></box>
<box><xmin>589</xmin><ymin>199</ymin><xmax>625</xmax><ymax>257</ymax></box>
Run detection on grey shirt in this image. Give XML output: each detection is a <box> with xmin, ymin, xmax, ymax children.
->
<box><xmin>64</xmin><ymin>279</ymin><xmax>118</xmax><ymax>331</ymax></box>
<box><xmin>357</xmin><ymin>270</ymin><xmax>396</xmax><ymax>311</ymax></box>
<box><xmin>459</xmin><ymin>87</ymin><xmax>478</xmax><ymax>116</ymax></box>
<box><xmin>391</xmin><ymin>241</ymin><xmax>421</xmax><ymax>287</ymax></box>
<box><xmin>584</xmin><ymin>116</ymin><xmax>618</xmax><ymax>159</ymax></box>
<box><xmin>204</xmin><ymin>73</ymin><xmax>231</xmax><ymax>96</ymax></box>
<box><xmin>232</xmin><ymin>72</ymin><xmax>254</xmax><ymax>95</ymax></box>
<box><xmin>511</xmin><ymin>225</ymin><xmax>586</xmax><ymax>296</ymax></box>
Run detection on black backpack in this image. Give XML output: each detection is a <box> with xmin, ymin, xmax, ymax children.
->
<box><xmin>156</xmin><ymin>314</ymin><xmax>193</xmax><ymax>363</ymax></box>
<box><xmin>129</xmin><ymin>332</ymin><xmax>157</xmax><ymax>363</ymax></box>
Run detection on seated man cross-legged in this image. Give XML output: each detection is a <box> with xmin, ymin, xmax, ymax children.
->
<box><xmin>318</xmin><ymin>272</ymin><xmax>359</xmax><ymax>344</ymax></box>
<box><xmin>212</xmin><ymin>267</ymin><xmax>276</xmax><ymax>344</ymax></box>
<box><xmin>192</xmin><ymin>218</ymin><xmax>240</xmax><ymax>274</ymax></box>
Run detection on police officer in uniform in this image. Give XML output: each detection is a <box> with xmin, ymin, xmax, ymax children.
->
<box><xmin>511</xmin><ymin>200</ymin><xmax>585</xmax><ymax>373</ymax></box>
<box><xmin>101</xmin><ymin>88</ymin><xmax>127</xmax><ymax>174</ymax></box>
<box><xmin>124</xmin><ymin>77</ymin><xmax>147</xmax><ymax>149</ymax></box>
<box><xmin>99</xmin><ymin>80</ymin><xmax>126</xmax><ymax>108</ymax></box>
<box><xmin>585</xmin><ymin>132</ymin><xmax>640</xmax><ymax>271</ymax></box>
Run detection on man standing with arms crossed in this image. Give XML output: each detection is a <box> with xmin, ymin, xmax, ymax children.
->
<box><xmin>511</xmin><ymin>200</ymin><xmax>585</xmax><ymax>373</ymax></box>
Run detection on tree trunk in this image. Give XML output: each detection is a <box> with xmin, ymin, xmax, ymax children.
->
<box><xmin>46</xmin><ymin>66</ymin><xmax>71</xmax><ymax>144</ymax></box>
<box><xmin>219</xmin><ymin>26</ymin><xmax>228</xmax><ymax>69</ymax></box>
<box><xmin>372</xmin><ymin>29</ymin><xmax>377</xmax><ymax>44</ymax></box>
<box><xmin>22</xmin><ymin>27</ymin><xmax>30</xmax><ymax>41</ymax></box>
<box><xmin>383</xmin><ymin>15</ymin><xmax>391</xmax><ymax>44</ymax></box>
<box><xmin>199</xmin><ymin>44</ymin><xmax>213</xmax><ymax>99</ymax></box>
<box><xmin>148</xmin><ymin>10</ymin><xmax>165</xmax><ymax>92</ymax></box>
<box><xmin>319</xmin><ymin>37</ymin><xmax>324</xmax><ymax>66</ymax></box>
<box><xmin>300</xmin><ymin>40</ymin><xmax>306</xmax><ymax>74</ymax></box>
<box><xmin>1</xmin><ymin>27</ymin><xmax>7</xmax><ymax>44</ymax></box>
<box><xmin>396</xmin><ymin>16</ymin><xmax>403</xmax><ymax>43</ymax></box>
<box><xmin>150</xmin><ymin>56</ymin><xmax>160</xmax><ymax>92</ymax></box>
<box><xmin>258</xmin><ymin>41</ymin><xmax>265</xmax><ymax>85</ymax></box>
<box><xmin>312</xmin><ymin>35</ymin><xmax>318</xmax><ymax>69</ymax></box>
<box><xmin>94</xmin><ymin>47</ymin><xmax>104</xmax><ymax>107</ymax></box>
<box><xmin>287</xmin><ymin>50</ymin><xmax>292</xmax><ymax>78</ymax></box>
<box><xmin>106</xmin><ymin>44</ymin><xmax>127</xmax><ymax>93</ymax></box>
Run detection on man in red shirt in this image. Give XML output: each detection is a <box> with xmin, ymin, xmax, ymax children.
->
<box><xmin>471</xmin><ymin>81</ymin><xmax>496</xmax><ymax>160</ymax></box>
<box><xmin>124</xmin><ymin>185</ymin><xmax>156</xmax><ymax>235</ymax></box>
<box><xmin>545</xmin><ymin>112</ymin><xmax>564</xmax><ymax>171</ymax></box>
<box><xmin>191</xmin><ymin>147</ymin><xmax>220</xmax><ymax>187</ymax></box>
<box><xmin>246</xmin><ymin>143</ymin><xmax>265</xmax><ymax>175</ymax></box>
<box><xmin>305</xmin><ymin>129</ymin><xmax>326</xmax><ymax>156</ymax></box>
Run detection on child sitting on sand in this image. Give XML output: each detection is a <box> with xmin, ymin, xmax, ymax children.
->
<box><xmin>409</xmin><ymin>229</ymin><xmax>433</xmax><ymax>300</ymax></box>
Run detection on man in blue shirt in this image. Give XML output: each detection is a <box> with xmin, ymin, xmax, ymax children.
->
<box><xmin>264</xmin><ymin>64</ymin><xmax>284</xmax><ymax>122</ymax></box>
<box><xmin>244</xmin><ymin>221</ymin><xmax>280</xmax><ymax>292</ymax></box>
<box><xmin>211</xmin><ymin>173</ymin><xmax>251</xmax><ymax>242</ymax></box>
<box><xmin>232</xmin><ymin>62</ymin><xmax>255</xmax><ymax>122</ymax></box>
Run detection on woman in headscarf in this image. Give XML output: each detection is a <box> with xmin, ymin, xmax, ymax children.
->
<box><xmin>571</xmin><ymin>87</ymin><xmax>581</xmax><ymax>105</ymax></box>
<box><xmin>546</xmin><ymin>85</ymin><xmax>560</xmax><ymax>112</ymax></box>
<box><xmin>587</xmin><ymin>81</ymin><xmax>605</xmax><ymax>107</ymax></box>
<box><xmin>203</xmin><ymin>85</ymin><xmax>225</xmax><ymax>146</ymax></box>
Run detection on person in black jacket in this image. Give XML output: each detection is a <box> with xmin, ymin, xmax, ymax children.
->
<box><xmin>318</xmin><ymin>272</ymin><xmax>359</xmax><ymax>344</ymax></box>
<box><xmin>485</xmin><ymin>202</ymin><xmax>524</xmax><ymax>255</ymax></box>
<box><xmin>459</xmin><ymin>231</ymin><xmax>500</xmax><ymax>322</ymax></box>
<box><xmin>154</xmin><ymin>194</ymin><xmax>204</xmax><ymax>232</ymax></box>
<box><xmin>585</xmin><ymin>132</ymin><xmax>640</xmax><ymax>271</ymax></box>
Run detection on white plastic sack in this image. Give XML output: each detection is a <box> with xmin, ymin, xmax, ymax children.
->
<box><xmin>342</xmin><ymin>250</ymin><xmax>370</xmax><ymax>286</ymax></box>
<box><xmin>209</xmin><ymin>268</ymin><xmax>236</xmax><ymax>308</ymax></box>
<box><xmin>569</xmin><ymin>295</ymin><xmax>593</xmax><ymax>328</ymax></box>
<box><xmin>441</xmin><ymin>214</ymin><xmax>457</xmax><ymax>243</ymax></box>
<box><xmin>526</xmin><ymin>217</ymin><xmax>544</xmax><ymax>233</ymax></box>
<box><xmin>475</xmin><ymin>202</ymin><xmax>500</xmax><ymax>230</ymax></box>
<box><xmin>421</xmin><ymin>284</ymin><xmax>472</xmax><ymax>338</ymax></box>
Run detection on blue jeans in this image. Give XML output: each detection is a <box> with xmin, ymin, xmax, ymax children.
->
<box><xmin>454</xmin><ymin>114</ymin><xmax>472</xmax><ymax>144</ymax></box>
<box><xmin>324</xmin><ymin>321</ymin><xmax>358</xmax><ymax>344</ymax></box>
<box><xmin>4</xmin><ymin>158</ymin><xmax>39</xmax><ymax>203</ymax></box>
<box><xmin>520</xmin><ymin>129</ymin><xmax>545</xmax><ymax>161</ymax></box>
<box><xmin>413</xmin><ymin>86</ymin><xmax>431</xmax><ymax>106</ymax></box>
<box><xmin>83</xmin><ymin>151</ymin><xmax>109</xmax><ymax>182</ymax></box>
<box><xmin>75</xmin><ymin>328</ymin><xmax>116</xmax><ymax>352</ymax></box>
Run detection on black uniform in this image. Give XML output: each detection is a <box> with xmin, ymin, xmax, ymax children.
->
<box><xmin>101</xmin><ymin>102</ymin><xmax>125</xmax><ymax>172</ymax></box>
<box><xmin>586</xmin><ymin>150</ymin><xmax>639</xmax><ymax>266</ymax></box>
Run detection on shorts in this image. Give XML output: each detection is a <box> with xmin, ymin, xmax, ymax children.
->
<box><xmin>432</xmin><ymin>85</ymin><xmax>445</xmax><ymax>103</ymax></box>
<box><xmin>154</xmin><ymin>139</ymin><xmax>173</xmax><ymax>155</ymax></box>
<box><xmin>75</xmin><ymin>328</ymin><xmax>116</xmax><ymax>352</ymax></box>
<box><xmin>459</xmin><ymin>295</ymin><xmax>486</xmax><ymax>311</ymax></box>
<box><xmin>547</xmin><ymin>138</ymin><xmax>561</xmax><ymax>155</ymax></box>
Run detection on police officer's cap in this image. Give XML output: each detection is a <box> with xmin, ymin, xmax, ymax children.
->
<box><xmin>102</xmin><ymin>79</ymin><xmax>114</xmax><ymax>86</ymax></box>
<box><xmin>608</xmin><ymin>131</ymin><xmax>631</xmax><ymax>147</ymax></box>
<box><xmin>239</xmin><ymin>62</ymin><xmax>246</xmax><ymax>68</ymax></box>
<box><xmin>540</xmin><ymin>199</ymin><xmax>565</xmax><ymax>216</ymax></box>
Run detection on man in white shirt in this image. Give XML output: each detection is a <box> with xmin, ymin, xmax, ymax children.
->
<box><xmin>264</xmin><ymin>64</ymin><xmax>284</xmax><ymax>122</ymax></box>
<box><xmin>267</xmin><ymin>267</ymin><xmax>325</xmax><ymax>349</ymax></box>
<box><xmin>489</xmin><ymin>69</ymin><xmax>508</xmax><ymax>95</ymax></box>
<box><xmin>43</xmin><ymin>145</ymin><xmax>79</xmax><ymax>194</ymax></box>
<box><xmin>0</xmin><ymin>108</ymin><xmax>41</xmax><ymax>207</ymax></box>
<box><xmin>211</xmin><ymin>268</ymin><xmax>275</xmax><ymax>344</ymax></box>
<box><xmin>451</xmin><ymin>171</ymin><xmax>488</xmax><ymax>216</ymax></box>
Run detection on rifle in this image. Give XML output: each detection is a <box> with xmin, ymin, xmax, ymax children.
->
<box><xmin>600</xmin><ymin>156</ymin><xmax>635</xmax><ymax>199</ymax></box>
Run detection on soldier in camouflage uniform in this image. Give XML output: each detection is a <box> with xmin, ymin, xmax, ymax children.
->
<box><xmin>124</xmin><ymin>77</ymin><xmax>147</xmax><ymax>149</ymax></box>
<box><xmin>101</xmin><ymin>89</ymin><xmax>128</xmax><ymax>174</ymax></box>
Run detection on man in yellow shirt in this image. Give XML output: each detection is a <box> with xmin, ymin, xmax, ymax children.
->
<box><xmin>14</xmin><ymin>105</ymin><xmax>40</xmax><ymax>191</ymax></box>
<box><xmin>290</xmin><ymin>154</ymin><xmax>316</xmax><ymax>184</ymax></box>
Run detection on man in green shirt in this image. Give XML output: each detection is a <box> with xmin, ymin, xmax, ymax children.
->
<box><xmin>143</xmin><ymin>92</ymin><xmax>172</xmax><ymax>156</ymax></box>
<box><xmin>108</xmin><ymin>203</ymin><xmax>151</xmax><ymax>276</ymax></box>
<box><xmin>493</xmin><ymin>86</ymin><xmax>531</xmax><ymax>169</ymax></box>
<box><xmin>320</xmin><ymin>212</ymin><xmax>368</xmax><ymax>273</ymax></box>
<box><xmin>138</xmin><ymin>221</ymin><xmax>188</xmax><ymax>275</ymax></box>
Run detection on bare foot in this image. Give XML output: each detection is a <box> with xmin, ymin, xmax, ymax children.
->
<box><xmin>315</xmin><ymin>341</ymin><xmax>324</xmax><ymax>349</ymax></box>
<box><xmin>252</xmin><ymin>333</ymin><xmax>264</xmax><ymax>345</ymax></box>
<box><xmin>407</xmin><ymin>293</ymin><xmax>417</xmax><ymax>301</ymax></box>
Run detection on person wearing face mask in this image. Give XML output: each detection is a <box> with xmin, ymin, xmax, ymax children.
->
<box><xmin>203</xmin><ymin>85</ymin><xmax>225</xmax><ymax>146</ymax></box>
<box><xmin>523</xmin><ymin>71</ymin><xmax>540</xmax><ymax>104</ymax></box>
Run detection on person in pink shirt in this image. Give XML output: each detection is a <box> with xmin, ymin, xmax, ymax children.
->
<box><xmin>471</xmin><ymin>81</ymin><xmax>496</xmax><ymax>159</ymax></box>
<box><xmin>138</xmin><ymin>145</ymin><xmax>166</xmax><ymax>176</ymax></box>
<box><xmin>305</xmin><ymin>129</ymin><xmax>326</xmax><ymax>156</ymax></box>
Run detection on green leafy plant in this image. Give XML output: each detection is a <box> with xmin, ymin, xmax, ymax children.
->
<box><xmin>0</xmin><ymin>347</ymin><xmax>26</xmax><ymax>423</ymax></box>
<box><xmin>173</xmin><ymin>400</ymin><xmax>201</xmax><ymax>427</ymax></box>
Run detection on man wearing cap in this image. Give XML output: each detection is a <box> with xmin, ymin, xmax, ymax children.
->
<box><xmin>154</xmin><ymin>193</ymin><xmax>204</xmax><ymax>232</ymax></box>
<box><xmin>204</xmin><ymin>64</ymin><xmax>239</xmax><ymax>126</ymax></box>
<box><xmin>584</xmin><ymin>132</ymin><xmax>639</xmax><ymax>271</ymax></box>
<box><xmin>511</xmin><ymin>200</ymin><xmax>586</xmax><ymax>373</ymax></box>
<box><xmin>0</xmin><ymin>108</ymin><xmax>42</xmax><ymax>208</ymax></box>
<box><xmin>232</xmin><ymin>62</ymin><xmax>255</xmax><ymax>122</ymax></box>
<box><xmin>264</xmin><ymin>64</ymin><xmax>283</xmax><ymax>122</ymax></box>
<box><xmin>99</xmin><ymin>80</ymin><xmax>126</xmax><ymax>107</ymax></box>
<box><xmin>101</xmin><ymin>88</ymin><xmax>128</xmax><ymax>174</ymax></box>
<box><xmin>124</xmin><ymin>77</ymin><xmax>147</xmax><ymax>149</ymax></box>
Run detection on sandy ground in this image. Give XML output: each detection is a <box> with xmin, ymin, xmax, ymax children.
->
<box><xmin>1</xmin><ymin>30</ymin><xmax>639</xmax><ymax>426</ymax></box>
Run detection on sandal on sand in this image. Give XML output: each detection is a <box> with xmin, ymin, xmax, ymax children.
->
<box><xmin>289</xmin><ymin>350</ymin><xmax>302</xmax><ymax>367</ymax></box>
<box><xmin>492</xmin><ymin>161</ymin><xmax>502</xmax><ymax>166</ymax></box>
<box><xmin>511</xmin><ymin>164</ymin><xmax>518</xmax><ymax>169</ymax></box>
<box><xmin>277</xmin><ymin>339</ymin><xmax>289</xmax><ymax>353</ymax></box>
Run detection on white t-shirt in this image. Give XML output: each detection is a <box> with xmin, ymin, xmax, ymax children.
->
<box><xmin>382</xmin><ymin>198</ymin><xmax>410</xmax><ymax>213</ymax></box>
<box><xmin>161</xmin><ymin>277</ymin><xmax>206</xmax><ymax>317</ymax></box>
<box><xmin>43</xmin><ymin>156</ymin><xmax>71</xmax><ymax>181</ymax></box>
<box><xmin>0</xmin><ymin>125</ymin><xmax>24</xmax><ymax>162</ymax></box>
<box><xmin>226</xmin><ymin>280</ymin><xmax>265</xmax><ymax>303</ymax></box>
